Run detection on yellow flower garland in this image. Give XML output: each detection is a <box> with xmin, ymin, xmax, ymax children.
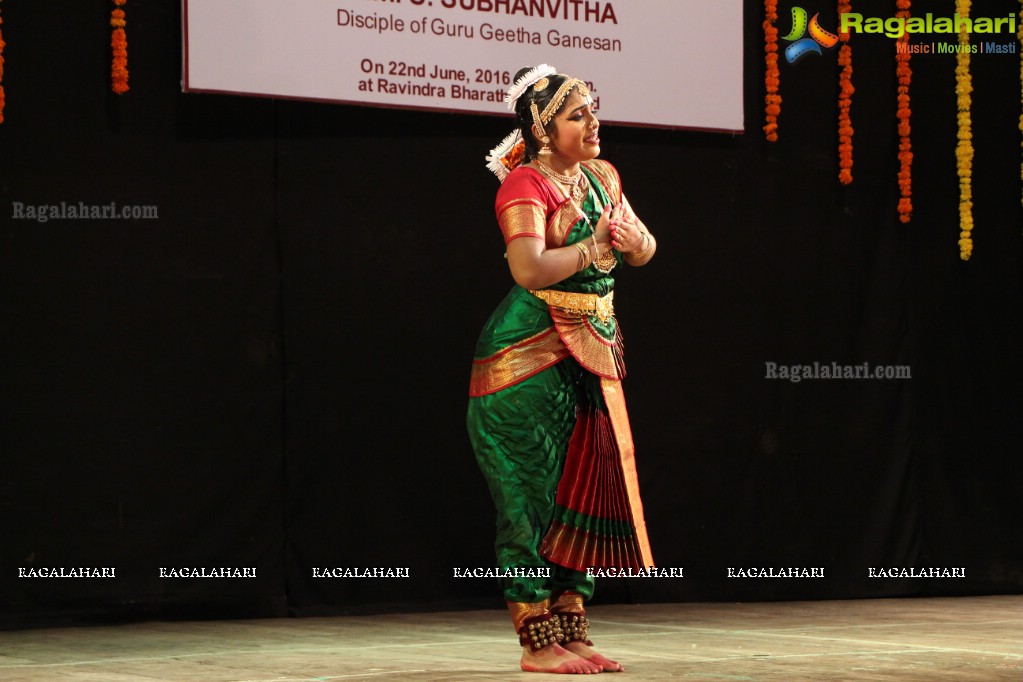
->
<box><xmin>111</xmin><ymin>0</ymin><xmax>129</xmax><ymax>94</ymax></box>
<box><xmin>0</xmin><ymin>0</ymin><xmax>6</xmax><ymax>124</ymax></box>
<box><xmin>956</xmin><ymin>0</ymin><xmax>973</xmax><ymax>260</ymax></box>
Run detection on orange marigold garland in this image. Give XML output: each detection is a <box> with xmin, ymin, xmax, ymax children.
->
<box><xmin>764</xmin><ymin>0</ymin><xmax>781</xmax><ymax>141</ymax></box>
<box><xmin>837</xmin><ymin>0</ymin><xmax>855</xmax><ymax>184</ymax></box>
<box><xmin>111</xmin><ymin>0</ymin><xmax>129</xmax><ymax>94</ymax></box>
<box><xmin>895</xmin><ymin>0</ymin><xmax>913</xmax><ymax>222</ymax></box>
<box><xmin>955</xmin><ymin>0</ymin><xmax>974</xmax><ymax>260</ymax></box>
<box><xmin>0</xmin><ymin>0</ymin><xmax>6</xmax><ymax>124</ymax></box>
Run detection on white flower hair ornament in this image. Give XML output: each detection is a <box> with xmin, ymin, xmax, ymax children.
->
<box><xmin>485</xmin><ymin>64</ymin><xmax>558</xmax><ymax>181</ymax></box>
<box><xmin>503</xmin><ymin>63</ymin><xmax>557</xmax><ymax>110</ymax></box>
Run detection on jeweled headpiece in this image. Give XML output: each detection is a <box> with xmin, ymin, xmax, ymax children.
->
<box><xmin>486</xmin><ymin>65</ymin><xmax>591</xmax><ymax>181</ymax></box>
<box><xmin>536</xmin><ymin>78</ymin><xmax>590</xmax><ymax>127</ymax></box>
<box><xmin>503</xmin><ymin>64</ymin><xmax>557</xmax><ymax>112</ymax></box>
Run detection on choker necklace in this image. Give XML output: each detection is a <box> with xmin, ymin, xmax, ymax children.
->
<box><xmin>535</xmin><ymin>159</ymin><xmax>583</xmax><ymax>187</ymax></box>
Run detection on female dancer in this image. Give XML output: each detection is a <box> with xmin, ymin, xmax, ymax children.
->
<box><xmin>467</xmin><ymin>65</ymin><xmax>657</xmax><ymax>674</ymax></box>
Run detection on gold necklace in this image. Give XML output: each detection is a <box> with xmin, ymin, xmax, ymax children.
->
<box><xmin>534</xmin><ymin>163</ymin><xmax>616</xmax><ymax>275</ymax></box>
<box><xmin>535</xmin><ymin>159</ymin><xmax>583</xmax><ymax>187</ymax></box>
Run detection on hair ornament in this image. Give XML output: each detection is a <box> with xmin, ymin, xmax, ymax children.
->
<box><xmin>540</xmin><ymin>79</ymin><xmax>589</xmax><ymax>125</ymax></box>
<box><xmin>485</xmin><ymin>129</ymin><xmax>526</xmax><ymax>182</ymax></box>
<box><xmin>504</xmin><ymin>64</ymin><xmax>557</xmax><ymax>111</ymax></box>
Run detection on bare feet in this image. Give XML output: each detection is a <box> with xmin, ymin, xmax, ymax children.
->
<box><xmin>564</xmin><ymin>641</ymin><xmax>625</xmax><ymax>672</ymax></box>
<box><xmin>520</xmin><ymin>644</ymin><xmax>603</xmax><ymax>674</ymax></box>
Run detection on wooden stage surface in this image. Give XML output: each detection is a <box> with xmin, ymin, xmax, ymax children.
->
<box><xmin>0</xmin><ymin>596</ymin><xmax>1020</xmax><ymax>680</ymax></box>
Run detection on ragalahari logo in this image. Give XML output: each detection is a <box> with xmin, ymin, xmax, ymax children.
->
<box><xmin>783</xmin><ymin>7</ymin><xmax>840</xmax><ymax>63</ymax></box>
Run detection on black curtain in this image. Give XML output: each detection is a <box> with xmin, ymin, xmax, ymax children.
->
<box><xmin>1</xmin><ymin>1</ymin><xmax>1020</xmax><ymax>627</ymax></box>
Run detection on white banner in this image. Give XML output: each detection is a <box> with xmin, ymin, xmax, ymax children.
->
<box><xmin>182</xmin><ymin>0</ymin><xmax>744</xmax><ymax>132</ymax></box>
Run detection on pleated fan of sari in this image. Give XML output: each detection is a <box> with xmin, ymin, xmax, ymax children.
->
<box><xmin>539</xmin><ymin>400</ymin><xmax>652</xmax><ymax>571</ymax></box>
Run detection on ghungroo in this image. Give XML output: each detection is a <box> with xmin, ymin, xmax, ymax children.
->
<box><xmin>556</xmin><ymin>612</ymin><xmax>592</xmax><ymax>646</ymax></box>
<box><xmin>518</xmin><ymin>614</ymin><xmax>565</xmax><ymax>649</ymax></box>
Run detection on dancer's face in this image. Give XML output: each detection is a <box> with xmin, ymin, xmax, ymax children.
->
<box><xmin>549</xmin><ymin>89</ymin><xmax>600</xmax><ymax>166</ymax></box>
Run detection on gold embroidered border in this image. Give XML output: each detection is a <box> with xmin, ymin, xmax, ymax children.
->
<box><xmin>582</xmin><ymin>160</ymin><xmax>621</xmax><ymax>204</ymax></box>
<box><xmin>499</xmin><ymin>201</ymin><xmax>546</xmax><ymax>243</ymax></box>
<box><xmin>550</xmin><ymin>591</ymin><xmax>584</xmax><ymax>614</ymax></box>
<box><xmin>497</xmin><ymin>196</ymin><xmax>545</xmax><ymax>215</ymax></box>
<box><xmin>550</xmin><ymin>308</ymin><xmax>619</xmax><ymax>380</ymax></box>
<box><xmin>469</xmin><ymin>327</ymin><xmax>569</xmax><ymax>396</ymax></box>
<box><xmin>507</xmin><ymin>600</ymin><xmax>550</xmax><ymax>633</ymax></box>
<box><xmin>600</xmin><ymin>377</ymin><xmax>654</xmax><ymax>568</ymax></box>
<box><xmin>542</xmin><ymin>520</ymin><xmax>642</xmax><ymax>571</ymax></box>
<box><xmin>547</xmin><ymin>197</ymin><xmax>583</xmax><ymax>247</ymax></box>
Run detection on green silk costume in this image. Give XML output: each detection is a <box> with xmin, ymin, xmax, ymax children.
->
<box><xmin>467</xmin><ymin>160</ymin><xmax>653</xmax><ymax>606</ymax></box>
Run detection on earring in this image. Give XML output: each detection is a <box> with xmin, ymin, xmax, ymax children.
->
<box><xmin>531</xmin><ymin>109</ymin><xmax>552</xmax><ymax>156</ymax></box>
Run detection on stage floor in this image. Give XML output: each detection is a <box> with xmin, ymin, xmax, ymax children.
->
<box><xmin>0</xmin><ymin>596</ymin><xmax>1020</xmax><ymax>680</ymax></box>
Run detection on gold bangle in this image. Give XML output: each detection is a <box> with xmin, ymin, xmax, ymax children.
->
<box><xmin>574</xmin><ymin>241</ymin><xmax>591</xmax><ymax>269</ymax></box>
<box><xmin>628</xmin><ymin>232</ymin><xmax>653</xmax><ymax>260</ymax></box>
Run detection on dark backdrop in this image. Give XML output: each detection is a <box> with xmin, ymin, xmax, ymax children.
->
<box><xmin>1</xmin><ymin>1</ymin><xmax>1021</xmax><ymax>628</ymax></box>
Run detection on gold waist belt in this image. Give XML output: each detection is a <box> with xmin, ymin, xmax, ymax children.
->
<box><xmin>529</xmin><ymin>289</ymin><xmax>614</xmax><ymax>323</ymax></box>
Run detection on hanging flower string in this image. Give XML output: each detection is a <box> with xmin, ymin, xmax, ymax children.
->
<box><xmin>111</xmin><ymin>0</ymin><xmax>129</xmax><ymax>94</ymax></box>
<box><xmin>895</xmin><ymin>0</ymin><xmax>913</xmax><ymax>222</ymax></box>
<box><xmin>0</xmin><ymin>0</ymin><xmax>6</xmax><ymax>124</ymax></box>
<box><xmin>955</xmin><ymin>0</ymin><xmax>974</xmax><ymax>260</ymax></box>
<box><xmin>764</xmin><ymin>0</ymin><xmax>781</xmax><ymax>141</ymax></box>
<box><xmin>838</xmin><ymin>0</ymin><xmax>855</xmax><ymax>184</ymax></box>
<box><xmin>1019</xmin><ymin>2</ymin><xmax>1023</xmax><ymax>208</ymax></box>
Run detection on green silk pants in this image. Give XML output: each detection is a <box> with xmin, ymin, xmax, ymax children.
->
<box><xmin>467</xmin><ymin>356</ymin><xmax>595</xmax><ymax>603</ymax></box>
